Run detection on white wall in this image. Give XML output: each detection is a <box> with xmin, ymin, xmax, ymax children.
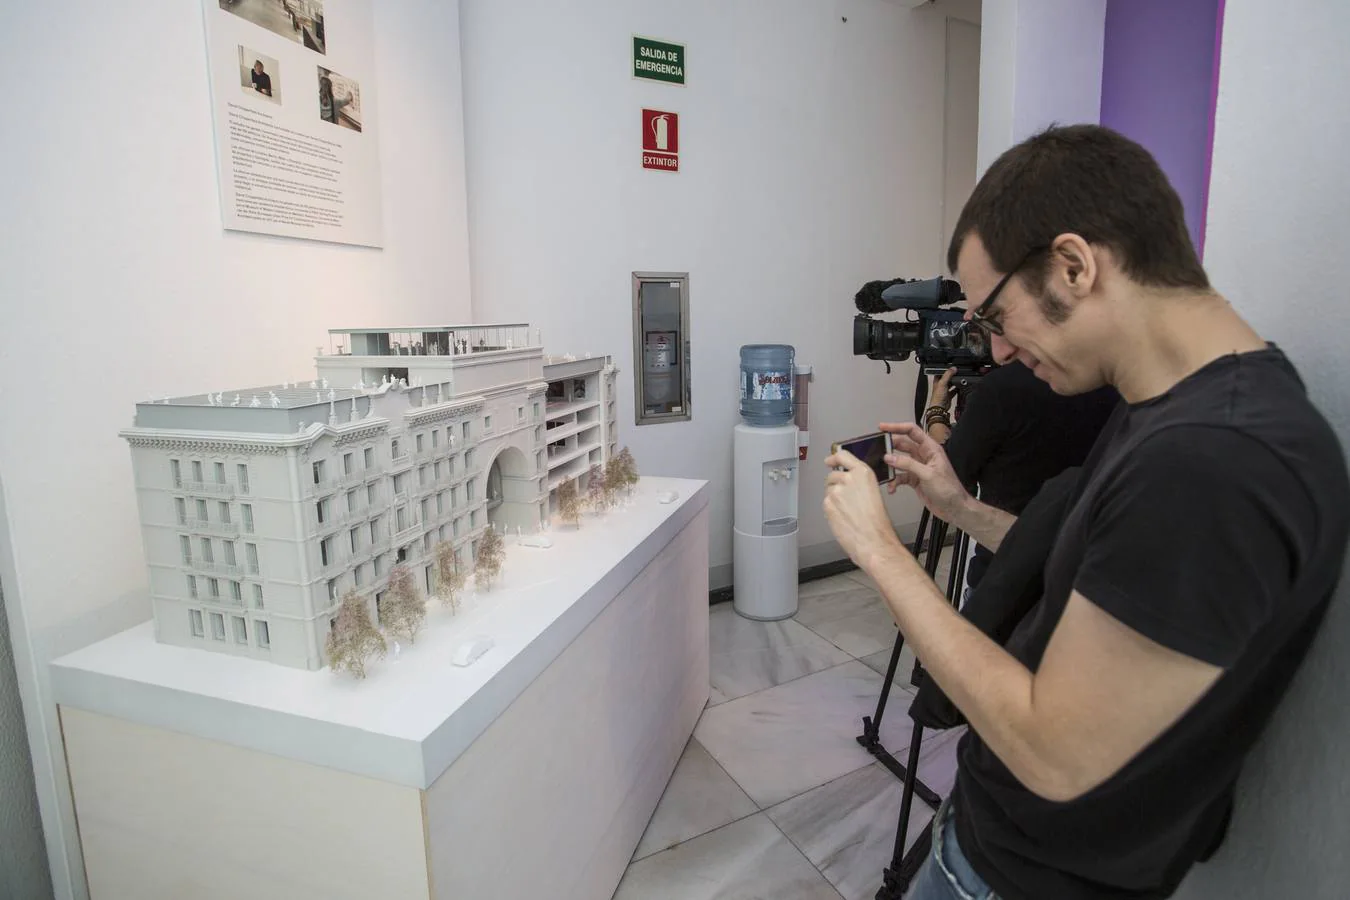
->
<box><xmin>1175</xmin><ymin>1</ymin><xmax>1350</xmax><ymax>897</ymax></box>
<box><xmin>0</xmin><ymin>1</ymin><xmax>473</xmax><ymax>896</ymax></box>
<box><xmin>976</xmin><ymin>0</ymin><xmax>1106</xmax><ymax>176</ymax></box>
<box><xmin>460</xmin><ymin>0</ymin><xmax>984</xmax><ymax>583</ymax></box>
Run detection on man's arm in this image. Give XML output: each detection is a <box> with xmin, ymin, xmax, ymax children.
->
<box><xmin>882</xmin><ymin>422</ymin><xmax>1017</xmax><ymax>551</ymax></box>
<box><xmin>861</xmin><ymin>546</ymin><xmax>1222</xmax><ymax>801</ymax></box>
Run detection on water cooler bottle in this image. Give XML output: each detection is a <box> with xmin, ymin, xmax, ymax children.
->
<box><xmin>733</xmin><ymin>345</ymin><xmax>802</xmax><ymax>620</ymax></box>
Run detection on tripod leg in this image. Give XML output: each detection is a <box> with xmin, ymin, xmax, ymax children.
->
<box><xmin>876</xmin><ymin>722</ymin><xmax>932</xmax><ymax>899</ymax></box>
<box><xmin>859</xmin><ymin>509</ymin><xmax>932</xmax><ymax>748</ymax></box>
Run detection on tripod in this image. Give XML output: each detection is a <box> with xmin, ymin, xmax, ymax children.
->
<box><xmin>856</xmin><ymin>371</ymin><xmax>976</xmax><ymax>899</ymax></box>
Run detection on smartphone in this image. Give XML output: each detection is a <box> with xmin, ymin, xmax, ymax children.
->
<box><xmin>831</xmin><ymin>432</ymin><xmax>894</xmax><ymax>483</ymax></box>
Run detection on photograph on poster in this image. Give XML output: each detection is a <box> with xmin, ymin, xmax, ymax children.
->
<box><xmin>318</xmin><ymin>67</ymin><xmax>361</xmax><ymax>132</ymax></box>
<box><xmin>218</xmin><ymin>0</ymin><xmax>327</xmax><ymax>55</ymax></box>
<box><xmin>238</xmin><ymin>46</ymin><xmax>281</xmax><ymax>103</ymax></box>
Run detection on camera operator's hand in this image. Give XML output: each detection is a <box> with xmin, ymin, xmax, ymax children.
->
<box><xmin>927</xmin><ymin>366</ymin><xmax>957</xmax><ymax>415</ymax></box>
<box><xmin>823</xmin><ymin>449</ymin><xmax>904</xmax><ymax>567</ymax></box>
<box><xmin>881</xmin><ymin>422</ymin><xmax>972</xmax><ymax>523</ymax></box>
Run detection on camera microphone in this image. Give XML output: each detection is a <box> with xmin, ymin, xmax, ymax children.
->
<box><xmin>854</xmin><ymin>279</ymin><xmax>911</xmax><ymax>315</ymax></box>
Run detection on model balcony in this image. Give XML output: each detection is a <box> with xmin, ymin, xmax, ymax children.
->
<box><xmin>188</xmin><ymin>559</ymin><xmax>244</xmax><ymax>578</ymax></box>
<box><xmin>180</xmin><ymin>480</ymin><xmax>236</xmax><ymax>498</ymax></box>
<box><xmin>183</xmin><ymin>518</ymin><xmax>240</xmax><ymax>538</ymax></box>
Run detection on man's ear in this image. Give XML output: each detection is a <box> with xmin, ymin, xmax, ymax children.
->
<box><xmin>1050</xmin><ymin>233</ymin><xmax>1097</xmax><ymax>299</ymax></box>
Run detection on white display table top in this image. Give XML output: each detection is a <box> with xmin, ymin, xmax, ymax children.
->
<box><xmin>52</xmin><ymin>477</ymin><xmax>709</xmax><ymax>789</ymax></box>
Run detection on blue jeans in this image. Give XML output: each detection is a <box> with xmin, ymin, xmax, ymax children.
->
<box><xmin>905</xmin><ymin>797</ymin><xmax>998</xmax><ymax>900</ymax></box>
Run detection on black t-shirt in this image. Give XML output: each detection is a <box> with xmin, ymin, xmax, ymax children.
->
<box><xmin>953</xmin><ymin>347</ymin><xmax>1350</xmax><ymax>900</ymax></box>
<box><xmin>945</xmin><ymin>361</ymin><xmax>1119</xmax><ymax>587</ymax></box>
<box><xmin>252</xmin><ymin>70</ymin><xmax>272</xmax><ymax>94</ymax></box>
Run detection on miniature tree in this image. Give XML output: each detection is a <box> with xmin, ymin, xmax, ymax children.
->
<box><xmin>326</xmin><ymin>589</ymin><xmax>387</xmax><ymax>679</ymax></box>
<box><xmin>616</xmin><ymin>446</ymin><xmax>640</xmax><ymax>495</ymax></box>
<box><xmin>557</xmin><ymin>477</ymin><xmax>583</xmax><ymax>528</ymax></box>
<box><xmin>474</xmin><ymin>526</ymin><xmax>506</xmax><ymax>590</ymax></box>
<box><xmin>435</xmin><ymin>540</ymin><xmax>467</xmax><ymax>614</ymax></box>
<box><xmin>381</xmin><ymin>563</ymin><xmax>426</xmax><ymax>644</ymax></box>
<box><xmin>584</xmin><ymin>463</ymin><xmax>610</xmax><ymax>515</ymax></box>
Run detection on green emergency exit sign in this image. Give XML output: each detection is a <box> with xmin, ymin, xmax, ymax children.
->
<box><xmin>633</xmin><ymin>36</ymin><xmax>685</xmax><ymax>85</ymax></box>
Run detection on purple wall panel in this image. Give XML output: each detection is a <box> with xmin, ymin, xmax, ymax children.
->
<box><xmin>1101</xmin><ymin>0</ymin><xmax>1222</xmax><ymax>257</ymax></box>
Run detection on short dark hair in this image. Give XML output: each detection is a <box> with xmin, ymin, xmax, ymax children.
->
<box><xmin>947</xmin><ymin>124</ymin><xmax>1209</xmax><ymax>293</ymax></box>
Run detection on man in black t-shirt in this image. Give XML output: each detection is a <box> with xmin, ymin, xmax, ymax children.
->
<box><xmin>823</xmin><ymin>125</ymin><xmax>1350</xmax><ymax>900</ymax></box>
<box><xmin>251</xmin><ymin>61</ymin><xmax>273</xmax><ymax>97</ymax></box>
<box><xmin>934</xmin><ymin>360</ymin><xmax>1117</xmax><ymax>590</ymax></box>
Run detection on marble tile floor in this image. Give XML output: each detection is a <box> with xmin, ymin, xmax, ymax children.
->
<box><xmin>615</xmin><ymin>557</ymin><xmax>965</xmax><ymax>900</ymax></box>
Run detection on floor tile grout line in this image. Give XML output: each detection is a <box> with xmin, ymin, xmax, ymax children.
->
<box><xmin>705</xmin><ymin>656</ymin><xmax>915</xmax><ymax>713</ymax></box>
<box><xmin>763</xmin><ymin>813</ymin><xmax>848</xmax><ymax>900</ymax></box>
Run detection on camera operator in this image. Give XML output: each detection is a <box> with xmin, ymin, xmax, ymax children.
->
<box><xmin>823</xmin><ymin>125</ymin><xmax>1350</xmax><ymax>900</ymax></box>
<box><xmin>916</xmin><ymin>361</ymin><xmax>1118</xmax><ymax>593</ymax></box>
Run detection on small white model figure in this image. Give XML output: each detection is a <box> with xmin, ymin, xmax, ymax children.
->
<box><xmin>121</xmin><ymin>324</ymin><xmax>619</xmax><ymax>671</ymax></box>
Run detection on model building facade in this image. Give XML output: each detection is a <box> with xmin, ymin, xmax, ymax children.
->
<box><xmin>122</xmin><ymin>324</ymin><xmax>618</xmax><ymax>670</ymax></box>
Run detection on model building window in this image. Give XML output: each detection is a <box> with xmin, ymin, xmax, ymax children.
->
<box><xmin>439</xmin><ymin>524</ymin><xmax>449</xmax><ymax>542</ymax></box>
<box><xmin>320</xmin><ymin>537</ymin><xmax>334</xmax><ymax>568</ymax></box>
<box><xmin>252</xmin><ymin>584</ymin><xmax>264</xmax><ymax>609</ymax></box>
<box><xmin>373</xmin><ymin>554</ymin><xmax>384</xmax><ymax>577</ymax></box>
<box><xmin>484</xmin><ymin>415</ymin><xmax>492</xmax><ymax>432</ymax></box>
<box><xmin>467</xmin><ymin>479</ymin><xmax>476</xmax><ymax>503</ymax></box>
<box><xmin>434</xmin><ymin>460</ymin><xmax>443</xmax><ymax>482</ymax></box>
<box><xmin>242</xmin><ymin>504</ymin><xmax>254</xmax><ymax>533</ymax></box>
<box><xmin>350</xmin><ymin>527</ymin><xmax>360</xmax><ymax>554</ymax></box>
<box><xmin>210</xmin><ymin>613</ymin><xmax>226</xmax><ymax>641</ymax></box>
<box><xmin>393</xmin><ymin>473</ymin><xmax>407</xmax><ymax>496</ymax></box>
<box><xmin>534</xmin><ymin>402</ymin><xmax>540</xmax><ymax>421</ymax></box>
<box><xmin>466</xmin><ymin>449</ymin><xmax>476</xmax><ymax>470</ymax></box>
<box><xmin>423</xmin><ymin>532</ymin><xmax>433</xmax><ymax>554</ymax></box>
<box><xmin>175</xmin><ymin>498</ymin><xmax>187</xmax><ymax>525</ymax></box>
<box><xmin>312</xmin><ymin>460</ymin><xmax>326</xmax><ymax>486</ymax></box>
<box><xmin>246</xmin><ymin>543</ymin><xmax>259</xmax><ymax>575</ymax></box>
<box><xmin>470</xmin><ymin>510</ymin><xmax>478</xmax><ymax>529</ymax></box>
<box><xmin>237</xmin><ymin>464</ymin><xmax>250</xmax><ymax>495</ymax></box>
<box><xmin>343</xmin><ymin>452</ymin><xmax>354</xmax><ymax>476</ymax></box>
<box><xmin>367</xmin><ymin>483</ymin><xmax>378</xmax><ymax>505</ymax></box>
<box><xmin>187</xmin><ymin>575</ymin><xmax>198</xmax><ymax>599</ymax></box>
<box><xmin>192</xmin><ymin>460</ymin><xmax>204</xmax><ymax>484</ymax></box>
<box><xmin>462</xmin><ymin>421</ymin><xmax>471</xmax><ymax>441</ymax></box>
<box><xmin>517</xmin><ymin>406</ymin><xmax>525</xmax><ymax>423</ymax></box>
<box><xmin>535</xmin><ymin>426</ymin><xmax>543</xmax><ymax>443</ymax></box>
<box><xmin>180</xmin><ymin>535</ymin><xmax>193</xmax><ymax>564</ymax></box>
<box><xmin>354</xmin><ymin>564</ymin><xmax>364</xmax><ymax>587</ymax></box>
<box><xmin>537</xmin><ymin>451</ymin><xmax>544</xmax><ymax>472</ymax></box>
<box><xmin>364</xmin><ymin>447</ymin><xmax>375</xmax><ymax>470</ymax></box>
<box><xmin>450</xmin><ymin>486</ymin><xmax>459</xmax><ymax>508</ymax></box>
<box><xmin>232</xmin><ymin>617</ymin><xmax>248</xmax><ymax>644</ymax></box>
<box><xmin>190</xmin><ymin>609</ymin><xmax>204</xmax><ymax>638</ymax></box>
<box><xmin>416</xmin><ymin>433</ymin><xmax>425</xmax><ymax>453</ymax></box>
<box><xmin>257</xmin><ymin>620</ymin><xmax>271</xmax><ymax>649</ymax></box>
<box><xmin>453</xmin><ymin>518</ymin><xmax>462</xmax><ymax>538</ymax></box>
<box><xmin>316</xmin><ymin>498</ymin><xmax>330</xmax><ymax>525</ymax></box>
<box><xmin>171</xmin><ymin>459</ymin><xmax>183</xmax><ymax>488</ymax></box>
<box><xmin>396</xmin><ymin>506</ymin><xmax>408</xmax><ymax>533</ymax></box>
<box><xmin>224</xmin><ymin>541</ymin><xmax>237</xmax><ymax>567</ymax></box>
<box><xmin>370</xmin><ymin>517</ymin><xmax>381</xmax><ymax>544</ymax></box>
<box><xmin>346</xmin><ymin>489</ymin><xmax>358</xmax><ymax>514</ymax></box>
<box><xmin>421</xmin><ymin>497</ymin><xmax>432</xmax><ymax>523</ymax></box>
<box><xmin>201</xmin><ymin>538</ymin><xmax>214</xmax><ymax>564</ymax></box>
<box><xmin>327</xmin><ymin>578</ymin><xmax>339</xmax><ymax>602</ymax></box>
<box><xmin>214</xmin><ymin>462</ymin><xmax>227</xmax><ymax>485</ymax></box>
<box><xmin>391</xmin><ymin>438</ymin><xmax>402</xmax><ymax>460</ymax></box>
<box><xmin>230</xmin><ymin>581</ymin><xmax>243</xmax><ymax>603</ymax></box>
<box><xmin>436</xmin><ymin>492</ymin><xmax>445</xmax><ymax>516</ymax></box>
<box><xmin>196</xmin><ymin>498</ymin><xmax>209</xmax><ymax>522</ymax></box>
<box><xmin>432</xmin><ymin>430</ymin><xmax>440</xmax><ymax>449</ymax></box>
<box><xmin>419</xmin><ymin>465</ymin><xmax>429</xmax><ymax>487</ymax></box>
<box><xmin>219</xmin><ymin>501</ymin><xmax>231</xmax><ymax>524</ymax></box>
<box><xmin>209</xmin><ymin>578</ymin><xmax>221</xmax><ymax>599</ymax></box>
<box><xmin>447</xmin><ymin>456</ymin><xmax>456</xmax><ymax>478</ymax></box>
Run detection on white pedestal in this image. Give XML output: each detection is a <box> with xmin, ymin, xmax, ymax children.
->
<box><xmin>52</xmin><ymin>477</ymin><xmax>710</xmax><ymax>900</ymax></box>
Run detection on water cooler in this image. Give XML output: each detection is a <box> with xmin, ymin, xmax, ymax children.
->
<box><xmin>733</xmin><ymin>346</ymin><xmax>810</xmax><ymax>621</ymax></box>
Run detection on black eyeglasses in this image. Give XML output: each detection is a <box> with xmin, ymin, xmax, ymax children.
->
<box><xmin>968</xmin><ymin>247</ymin><xmax>1046</xmax><ymax>336</ymax></box>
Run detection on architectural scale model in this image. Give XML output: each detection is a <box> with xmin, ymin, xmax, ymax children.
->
<box><xmin>121</xmin><ymin>324</ymin><xmax>618</xmax><ymax>670</ymax></box>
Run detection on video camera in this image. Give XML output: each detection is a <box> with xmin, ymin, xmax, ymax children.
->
<box><xmin>853</xmin><ymin>277</ymin><xmax>994</xmax><ymax>377</ymax></box>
